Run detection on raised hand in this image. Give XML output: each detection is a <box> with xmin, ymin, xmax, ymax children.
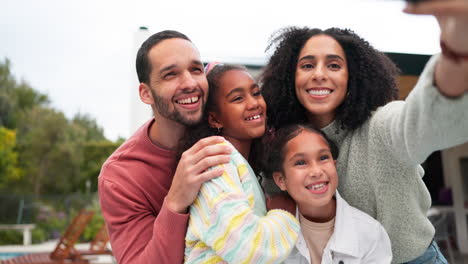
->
<box><xmin>165</xmin><ymin>136</ymin><xmax>232</xmax><ymax>213</ymax></box>
<box><xmin>404</xmin><ymin>0</ymin><xmax>468</xmax><ymax>53</ymax></box>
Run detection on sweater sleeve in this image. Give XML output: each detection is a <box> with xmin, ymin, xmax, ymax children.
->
<box><xmin>185</xmin><ymin>145</ymin><xmax>300</xmax><ymax>264</ymax></box>
<box><xmin>99</xmin><ymin>164</ymin><xmax>189</xmax><ymax>264</ymax></box>
<box><xmin>370</xmin><ymin>54</ymin><xmax>468</xmax><ymax>165</ymax></box>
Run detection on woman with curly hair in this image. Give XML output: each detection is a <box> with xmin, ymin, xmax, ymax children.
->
<box><xmin>179</xmin><ymin>63</ymin><xmax>299</xmax><ymax>264</ymax></box>
<box><xmin>260</xmin><ymin>1</ymin><xmax>468</xmax><ymax>263</ymax></box>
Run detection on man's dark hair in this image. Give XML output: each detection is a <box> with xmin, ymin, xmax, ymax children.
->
<box><xmin>261</xmin><ymin>27</ymin><xmax>400</xmax><ymax>131</ymax></box>
<box><xmin>136</xmin><ymin>30</ymin><xmax>191</xmax><ymax>84</ymax></box>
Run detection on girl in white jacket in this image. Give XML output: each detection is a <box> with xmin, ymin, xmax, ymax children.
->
<box><xmin>263</xmin><ymin>124</ymin><xmax>392</xmax><ymax>264</ymax></box>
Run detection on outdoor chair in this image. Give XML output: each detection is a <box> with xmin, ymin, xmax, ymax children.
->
<box><xmin>69</xmin><ymin>224</ymin><xmax>112</xmax><ymax>260</ymax></box>
<box><xmin>0</xmin><ymin>210</ymin><xmax>94</xmax><ymax>264</ymax></box>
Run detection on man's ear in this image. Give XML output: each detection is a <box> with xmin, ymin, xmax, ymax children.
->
<box><xmin>139</xmin><ymin>83</ymin><xmax>154</xmax><ymax>105</ymax></box>
<box><xmin>273</xmin><ymin>172</ymin><xmax>287</xmax><ymax>191</ymax></box>
<box><xmin>208</xmin><ymin>112</ymin><xmax>222</xmax><ymax>129</ymax></box>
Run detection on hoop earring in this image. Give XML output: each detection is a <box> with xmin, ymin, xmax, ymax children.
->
<box><xmin>217</xmin><ymin>127</ymin><xmax>223</xmax><ymax>135</ymax></box>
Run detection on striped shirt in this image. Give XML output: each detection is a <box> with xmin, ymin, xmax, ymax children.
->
<box><xmin>185</xmin><ymin>141</ymin><xmax>300</xmax><ymax>264</ymax></box>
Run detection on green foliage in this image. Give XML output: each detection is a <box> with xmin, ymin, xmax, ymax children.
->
<box><xmin>71</xmin><ymin>113</ymin><xmax>106</xmax><ymax>142</ymax></box>
<box><xmin>0</xmin><ymin>58</ymin><xmax>124</xmax><ymax>195</ymax></box>
<box><xmin>0</xmin><ymin>127</ymin><xmax>22</xmax><ymax>188</ymax></box>
<box><xmin>0</xmin><ymin>228</ymin><xmax>48</xmax><ymax>245</ymax></box>
<box><xmin>82</xmin><ymin>196</ymin><xmax>105</xmax><ymax>242</ymax></box>
<box><xmin>0</xmin><ymin>59</ymin><xmax>17</xmax><ymax>128</ymax></box>
<box><xmin>0</xmin><ymin>194</ymin><xmax>104</xmax><ymax>245</ymax></box>
<box><xmin>15</xmin><ymin>107</ymin><xmax>79</xmax><ymax>195</ymax></box>
<box><xmin>0</xmin><ymin>58</ymin><xmax>123</xmax><ymax>244</ymax></box>
<box><xmin>0</xmin><ymin>59</ymin><xmax>49</xmax><ymax>129</ymax></box>
<box><xmin>31</xmin><ymin>227</ymin><xmax>48</xmax><ymax>243</ymax></box>
<box><xmin>80</xmin><ymin>141</ymin><xmax>121</xmax><ymax>192</ymax></box>
<box><xmin>34</xmin><ymin>204</ymin><xmax>69</xmax><ymax>241</ymax></box>
<box><xmin>0</xmin><ymin>230</ymin><xmax>23</xmax><ymax>245</ymax></box>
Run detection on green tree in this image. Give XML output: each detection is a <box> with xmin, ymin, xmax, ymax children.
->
<box><xmin>71</xmin><ymin>113</ymin><xmax>106</xmax><ymax>142</ymax></box>
<box><xmin>0</xmin><ymin>58</ymin><xmax>117</xmax><ymax>195</ymax></box>
<box><xmin>16</xmin><ymin>107</ymin><xmax>78</xmax><ymax>195</ymax></box>
<box><xmin>0</xmin><ymin>127</ymin><xmax>22</xmax><ymax>188</ymax></box>
<box><xmin>80</xmin><ymin>141</ymin><xmax>121</xmax><ymax>192</ymax></box>
<box><xmin>14</xmin><ymin>108</ymin><xmax>119</xmax><ymax>195</ymax></box>
<box><xmin>0</xmin><ymin>59</ymin><xmax>17</xmax><ymax>128</ymax></box>
<box><xmin>0</xmin><ymin>58</ymin><xmax>49</xmax><ymax>129</ymax></box>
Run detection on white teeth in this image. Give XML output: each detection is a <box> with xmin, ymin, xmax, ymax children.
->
<box><xmin>245</xmin><ymin>115</ymin><xmax>260</xmax><ymax>121</ymax></box>
<box><xmin>177</xmin><ymin>96</ymin><xmax>199</xmax><ymax>104</ymax></box>
<box><xmin>308</xmin><ymin>89</ymin><xmax>331</xmax><ymax>96</ymax></box>
<box><xmin>306</xmin><ymin>183</ymin><xmax>327</xmax><ymax>190</ymax></box>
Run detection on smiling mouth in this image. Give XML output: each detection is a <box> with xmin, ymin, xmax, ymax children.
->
<box><xmin>306</xmin><ymin>182</ymin><xmax>328</xmax><ymax>190</ymax></box>
<box><xmin>175</xmin><ymin>96</ymin><xmax>200</xmax><ymax>105</ymax></box>
<box><xmin>245</xmin><ymin>114</ymin><xmax>262</xmax><ymax>121</ymax></box>
<box><xmin>307</xmin><ymin>89</ymin><xmax>331</xmax><ymax>96</ymax></box>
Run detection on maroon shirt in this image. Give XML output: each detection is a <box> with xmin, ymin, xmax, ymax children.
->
<box><xmin>98</xmin><ymin>119</ymin><xmax>188</xmax><ymax>264</ymax></box>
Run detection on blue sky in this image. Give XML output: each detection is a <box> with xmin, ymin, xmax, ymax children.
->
<box><xmin>1</xmin><ymin>0</ymin><xmax>439</xmax><ymax>140</ymax></box>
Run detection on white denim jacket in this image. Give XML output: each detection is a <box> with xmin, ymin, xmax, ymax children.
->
<box><xmin>283</xmin><ymin>192</ymin><xmax>392</xmax><ymax>264</ymax></box>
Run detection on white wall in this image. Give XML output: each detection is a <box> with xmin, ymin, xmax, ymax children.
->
<box><xmin>129</xmin><ymin>27</ymin><xmax>153</xmax><ymax>135</ymax></box>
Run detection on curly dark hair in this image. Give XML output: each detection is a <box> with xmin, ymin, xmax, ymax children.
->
<box><xmin>261</xmin><ymin>123</ymin><xmax>339</xmax><ymax>196</ymax></box>
<box><xmin>177</xmin><ymin>64</ymin><xmax>263</xmax><ymax>171</ymax></box>
<box><xmin>261</xmin><ymin>27</ymin><xmax>399</xmax><ymax>131</ymax></box>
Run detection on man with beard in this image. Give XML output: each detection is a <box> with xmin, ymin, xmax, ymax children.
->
<box><xmin>98</xmin><ymin>30</ymin><xmax>231</xmax><ymax>264</ymax></box>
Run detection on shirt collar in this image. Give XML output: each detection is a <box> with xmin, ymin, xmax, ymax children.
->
<box><xmin>295</xmin><ymin>191</ymin><xmax>362</xmax><ymax>260</ymax></box>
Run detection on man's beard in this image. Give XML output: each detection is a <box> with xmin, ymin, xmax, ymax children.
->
<box><xmin>151</xmin><ymin>89</ymin><xmax>204</xmax><ymax>126</ymax></box>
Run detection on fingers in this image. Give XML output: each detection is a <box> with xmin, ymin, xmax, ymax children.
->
<box><xmin>197</xmin><ymin>168</ymin><xmax>225</xmax><ymax>183</ymax></box>
<box><xmin>404</xmin><ymin>0</ymin><xmax>468</xmax><ymax>15</ymax></box>
<box><xmin>185</xmin><ymin>136</ymin><xmax>226</xmax><ymax>155</ymax></box>
<box><xmin>181</xmin><ymin>137</ymin><xmax>232</xmax><ymax>167</ymax></box>
<box><xmin>192</xmin><ymin>154</ymin><xmax>231</xmax><ymax>176</ymax></box>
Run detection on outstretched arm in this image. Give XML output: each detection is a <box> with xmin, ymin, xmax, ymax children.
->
<box><xmin>404</xmin><ymin>0</ymin><xmax>468</xmax><ymax>97</ymax></box>
<box><xmin>368</xmin><ymin>1</ymin><xmax>468</xmax><ymax>165</ymax></box>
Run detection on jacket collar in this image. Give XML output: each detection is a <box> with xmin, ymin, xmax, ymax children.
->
<box><xmin>295</xmin><ymin>191</ymin><xmax>361</xmax><ymax>261</ymax></box>
<box><xmin>328</xmin><ymin>191</ymin><xmax>361</xmax><ymax>258</ymax></box>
